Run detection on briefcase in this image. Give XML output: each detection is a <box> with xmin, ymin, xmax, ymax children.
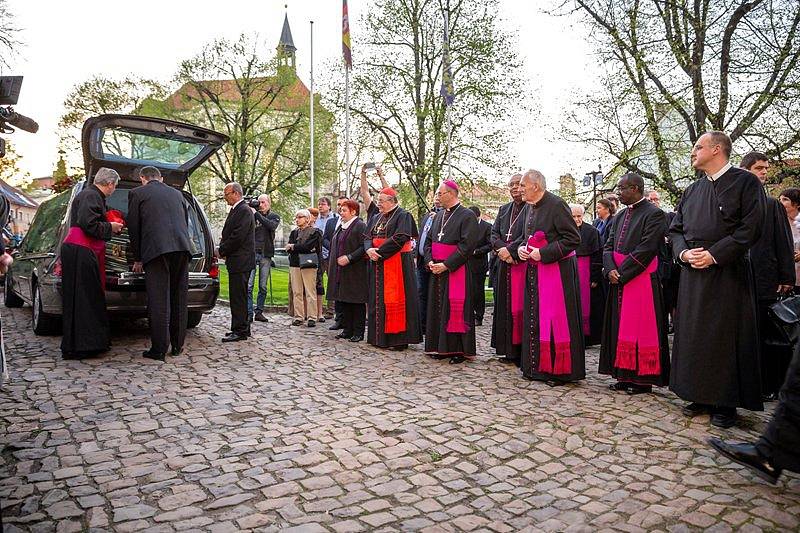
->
<box><xmin>766</xmin><ymin>294</ymin><xmax>800</xmax><ymax>347</ymax></box>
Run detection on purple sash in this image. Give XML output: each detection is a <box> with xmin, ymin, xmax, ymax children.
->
<box><xmin>432</xmin><ymin>242</ymin><xmax>468</xmax><ymax>333</ymax></box>
<box><xmin>63</xmin><ymin>227</ymin><xmax>107</xmax><ymax>291</ymax></box>
<box><xmin>510</xmin><ymin>261</ymin><xmax>526</xmax><ymax>345</ymax></box>
<box><xmin>613</xmin><ymin>252</ymin><xmax>660</xmax><ymax>375</ymax></box>
<box><xmin>576</xmin><ymin>256</ymin><xmax>591</xmax><ymax>335</ymax></box>
<box><xmin>528</xmin><ymin>232</ymin><xmax>573</xmax><ymax>374</ymax></box>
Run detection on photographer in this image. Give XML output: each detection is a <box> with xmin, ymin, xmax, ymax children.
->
<box><xmin>249</xmin><ymin>194</ymin><xmax>280</xmax><ymax>323</ymax></box>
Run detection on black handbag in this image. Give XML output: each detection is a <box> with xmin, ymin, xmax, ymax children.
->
<box><xmin>298</xmin><ymin>253</ymin><xmax>318</xmax><ymax>269</ymax></box>
<box><xmin>766</xmin><ymin>293</ymin><xmax>800</xmax><ymax>347</ymax></box>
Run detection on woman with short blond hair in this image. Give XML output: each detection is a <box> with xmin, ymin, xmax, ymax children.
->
<box><xmin>286</xmin><ymin>209</ymin><xmax>321</xmax><ymax>326</ymax></box>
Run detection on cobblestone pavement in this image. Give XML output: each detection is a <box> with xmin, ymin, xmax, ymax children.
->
<box><xmin>1</xmin><ymin>305</ymin><xmax>799</xmax><ymax>533</ymax></box>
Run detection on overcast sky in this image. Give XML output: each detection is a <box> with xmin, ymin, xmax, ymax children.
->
<box><xmin>2</xmin><ymin>0</ymin><xmax>602</xmax><ymax>186</ymax></box>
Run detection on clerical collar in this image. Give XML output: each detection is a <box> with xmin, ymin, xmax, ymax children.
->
<box><xmin>628</xmin><ymin>197</ymin><xmax>647</xmax><ymax>208</ymax></box>
<box><xmin>446</xmin><ymin>202</ymin><xmax>461</xmax><ymax>212</ymax></box>
<box><xmin>707</xmin><ymin>162</ymin><xmax>732</xmax><ymax>182</ymax></box>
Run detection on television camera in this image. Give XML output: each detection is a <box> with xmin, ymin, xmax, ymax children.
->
<box><xmin>0</xmin><ymin>76</ymin><xmax>39</xmax><ymax>159</ymax></box>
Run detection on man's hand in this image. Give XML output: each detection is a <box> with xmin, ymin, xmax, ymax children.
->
<box><xmin>497</xmin><ymin>247</ymin><xmax>512</xmax><ymax>263</ymax></box>
<box><xmin>529</xmin><ymin>248</ymin><xmax>542</xmax><ymax>262</ymax></box>
<box><xmin>430</xmin><ymin>262</ymin><xmax>447</xmax><ymax>274</ymax></box>
<box><xmin>285</xmin><ymin>243</ymin><xmax>294</xmax><ymax>251</ymax></box>
<box><xmin>0</xmin><ymin>252</ymin><xmax>13</xmax><ymax>275</ymax></box>
<box><xmin>110</xmin><ymin>222</ymin><xmax>123</xmax><ymax>234</ymax></box>
<box><xmin>337</xmin><ymin>255</ymin><xmax>350</xmax><ymax>267</ymax></box>
<box><xmin>794</xmin><ymin>250</ymin><xmax>800</xmax><ymax>263</ymax></box>
<box><xmin>591</xmin><ymin>282</ymin><xmax>598</xmax><ymax>289</ymax></box>
<box><xmin>132</xmin><ymin>261</ymin><xmax>144</xmax><ymax>273</ymax></box>
<box><xmin>608</xmin><ymin>269</ymin><xmax>621</xmax><ymax>284</ymax></box>
<box><xmin>687</xmin><ymin>249</ymin><xmax>715</xmax><ymax>269</ymax></box>
<box><xmin>367</xmin><ymin>248</ymin><xmax>381</xmax><ymax>261</ymax></box>
<box><xmin>779</xmin><ymin>284</ymin><xmax>794</xmax><ymax>294</ymax></box>
<box><xmin>517</xmin><ymin>246</ymin><xmax>531</xmax><ymax>261</ymax></box>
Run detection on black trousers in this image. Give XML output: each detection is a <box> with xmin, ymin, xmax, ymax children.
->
<box><xmin>417</xmin><ymin>260</ymin><xmax>431</xmax><ymax>330</ymax></box>
<box><xmin>228</xmin><ymin>270</ymin><xmax>250</xmax><ymax>336</ymax></box>
<box><xmin>334</xmin><ymin>300</ymin><xmax>344</xmax><ymax>321</ymax></box>
<box><xmin>757</xmin><ymin>301</ymin><xmax>794</xmax><ymax>396</ymax></box>
<box><xmin>471</xmin><ymin>267</ymin><xmax>487</xmax><ymax>321</ymax></box>
<box><xmin>340</xmin><ymin>301</ymin><xmax>366</xmax><ymax>337</ymax></box>
<box><xmin>757</xmin><ymin>340</ymin><xmax>800</xmax><ymax>473</ymax></box>
<box><xmin>145</xmin><ymin>252</ymin><xmax>189</xmax><ymax>354</ymax></box>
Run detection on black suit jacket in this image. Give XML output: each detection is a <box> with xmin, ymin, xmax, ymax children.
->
<box><xmin>127</xmin><ymin>180</ymin><xmax>191</xmax><ymax>265</ymax></box>
<box><xmin>219</xmin><ymin>201</ymin><xmax>256</xmax><ymax>274</ymax></box>
<box><xmin>322</xmin><ymin>216</ymin><xmax>339</xmax><ymax>258</ymax></box>
<box><xmin>468</xmin><ymin>219</ymin><xmax>493</xmax><ymax>273</ymax></box>
<box><xmin>751</xmin><ymin>196</ymin><xmax>795</xmax><ymax>301</ymax></box>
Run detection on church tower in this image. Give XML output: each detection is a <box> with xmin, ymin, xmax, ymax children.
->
<box><xmin>277</xmin><ymin>10</ymin><xmax>297</xmax><ymax>74</ymax></box>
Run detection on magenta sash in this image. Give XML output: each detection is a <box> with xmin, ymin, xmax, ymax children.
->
<box><xmin>528</xmin><ymin>232</ymin><xmax>572</xmax><ymax>374</ymax></box>
<box><xmin>432</xmin><ymin>242</ymin><xmax>468</xmax><ymax>333</ymax></box>
<box><xmin>613</xmin><ymin>252</ymin><xmax>660</xmax><ymax>375</ymax></box>
<box><xmin>510</xmin><ymin>261</ymin><xmax>526</xmax><ymax>345</ymax></box>
<box><xmin>576</xmin><ymin>256</ymin><xmax>591</xmax><ymax>335</ymax></box>
<box><xmin>63</xmin><ymin>226</ymin><xmax>107</xmax><ymax>290</ymax></box>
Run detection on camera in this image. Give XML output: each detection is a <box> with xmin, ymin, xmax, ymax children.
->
<box><xmin>245</xmin><ymin>196</ymin><xmax>260</xmax><ymax>209</ymax></box>
<box><xmin>0</xmin><ymin>76</ymin><xmax>39</xmax><ymax>160</ymax></box>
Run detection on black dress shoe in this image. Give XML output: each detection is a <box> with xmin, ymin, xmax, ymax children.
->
<box><xmin>626</xmin><ymin>384</ymin><xmax>652</xmax><ymax>395</ymax></box>
<box><xmin>335</xmin><ymin>331</ymin><xmax>350</xmax><ymax>339</ymax></box>
<box><xmin>708</xmin><ymin>438</ymin><xmax>782</xmax><ymax>484</ymax></box>
<box><xmin>142</xmin><ymin>350</ymin><xmax>166</xmax><ymax>362</ymax></box>
<box><xmin>388</xmin><ymin>345</ymin><xmax>408</xmax><ymax>351</ymax></box>
<box><xmin>449</xmin><ymin>355</ymin><xmax>466</xmax><ymax>364</ymax></box>
<box><xmin>609</xmin><ymin>382</ymin><xmax>631</xmax><ymax>392</ymax></box>
<box><xmin>62</xmin><ymin>352</ymin><xmax>85</xmax><ymax>360</ymax></box>
<box><xmin>329</xmin><ymin>322</ymin><xmax>343</xmax><ymax>330</ymax></box>
<box><xmin>497</xmin><ymin>357</ymin><xmax>516</xmax><ymax>365</ymax></box>
<box><xmin>710</xmin><ymin>407</ymin><xmax>738</xmax><ymax>428</ymax></box>
<box><xmin>545</xmin><ymin>380</ymin><xmax>566</xmax><ymax>387</ymax></box>
<box><xmin>170</xmin><ymin>347</ymin><xmax>183</xmax><ymax>357</ymax></box>
<box><xmin>349</xmin><ymin>335</ymin><xmax>364</xmax><ymax>342</ymax></box>
<box><xmin>254</xmin><ymin>312</ymin><xmax>269</xmax><ymax>323</ymax></box>
<box><xmin>222</xmin><ymin>333</ymin><xmax>247</xmax><ymax>342</ymax></box>
<box><xmin>682</xmin><ymin>402</ymin><xmax>712</xmax><ymax>417</ymax></box>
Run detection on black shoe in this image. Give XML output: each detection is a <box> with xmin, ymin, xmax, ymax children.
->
<box><xmin>762</xmin><ymin>392</ymin><xmax>778</xmax><ymax>402</ymax></box>
<box><xmin>335</xmin><ymin>331</ymin><xmax>350</xmax><ymax>339</ymax></box>
<box><xmin>682</xmin><ymin>402</ymin><xmax>712</xmax><ymax>417</ymax></box>
<box><xmin>497</xmin><ymin>357</ymin><xmax>516</xmax><ymax>365</ymax></box>
<box><xmin>388</xmin><ymin>345</ymin><xmax>408</xmax><ymax>351</ymax></box>
<box><xmin>710</xmin><ymin>407</ymin><xmax>737</xmax><ymax>429</ymax></box>
<box><xmin>626</xmin><ymin>384</ymin><xmax>652</xmax><ymax>395</ymax></box>
<box><xmin>62</xmin><ymin>352</ymin><xmax>84</xmax><ymax>360</ymax></box>
<box><xmin>545</xmin><ymin>380</ymin><xmax>565</xmax><ymax>387</ymax></box>
<box><xmin>292</xmin><ymin>319</ymin><xmax>303</xmax><ymax>326</ymax></box>
<box><xmin>318</xmin><ymin>316</ymin><xmax>326</xmax><ymax>323</ymax></box>
<box><xmin>307</xmin><ymin>319</ymin><xmax>316</xmax><ymax>327</ymax></box>
<box><xmin>329</xmin><ymin>321</ymin><xmax>343</xmax><ymax>330</ymax></box>
<box><xmin>142</xmin><ymin>350</ymin><xmax>166</xmax><ymax>362</ymax></box>
<box><xmin>222</xmin><ymin>333</ymin><xmax>247</xmax><ymax>343</ymax></box>
<box><xmin>254</xmin><ymin>312</ymin><xmax>269</xmax><ymax>323</ymax></box>
<box><xmin>170</xmin><ymin>346</ymin><xmax>183</xmax><ymax>357</ymax></box>
<box><xmin>708</xmin><ymin>438</ymin><xmax>782</xmax><ymax>484</ymax></box>
<box><xmin>349</xmin><ymin>335</ymin><xmax>364</xmax><ymax>342</ymax></box>
<box><xmin>449</xmin><ymin>355</ymin><xmax>466</xmax><ymax>364</ymax></box>
<box><xmin>609</xmin><ymin>382</ymin><xmax>631</xmax><ymax>392</ymax></box>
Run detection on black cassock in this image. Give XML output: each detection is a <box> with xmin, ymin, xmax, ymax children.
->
<box><xmin>510</xmin><ymin>192</ymin><xmax>585</xmax><ymax>382</ymax></box>
<box><xmin>61</xmin><ymin>185</ymin><xmax>113</xmax><ymax>357</ymax></box>
<box><xmin>365</xmin><ymin>206</ymin><xmax>422</xmax><ymax>348</ymax></box>
<box><xmin>599</xmin><ymin>200</ymin><xmax>670</xmax><ymax>386</ymax></box>
<box><xmin>490</xmin><ymin>201</ymin><xmax>527</xmax><ymax>361</ymax></box>
<box><xmin>576</xmin><ymin>223</ymin><xmax>604</xmax><ymax>346</ymax></box>
<box><xmin>669</xmin><ymin>166</ymin><xmax>765</xmax><ymax>411</ymax></box>
<box><xmin>424</xmin><ymin>204</ymin><xmax>478</xmax><ymax>357</ymax></box>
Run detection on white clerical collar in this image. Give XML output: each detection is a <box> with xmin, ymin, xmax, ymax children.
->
<box><xmin>341</xmin><ymin>217</ymin><xmax>355</xmax><ymax>229</ymax></box>
<box><xmin>707</xmin><ymin>162</ymin><xmax>732</xmax><ymax>182</ymax></box>
<box><xmin>630</xmin><ymin>197</ymin><xmax>647</xmax><ymax>207</ymax></box>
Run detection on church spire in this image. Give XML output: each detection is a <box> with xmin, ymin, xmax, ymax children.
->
<box><xmin>277</xmin><ymin>6</ymin><xmax>297</xmax><ymax>73</ymax></box>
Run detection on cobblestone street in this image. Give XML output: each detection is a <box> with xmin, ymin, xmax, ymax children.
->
<box><xmin>1</xmin><ymin>305</ymin><xmax>799</xmax><ymax>532</ymax></box>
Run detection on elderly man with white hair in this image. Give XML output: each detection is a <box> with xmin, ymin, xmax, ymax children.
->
<box><xmin>510</xmin><ymin>169</ymin><xmax>585</xmax><ymax>385</ymax></box>
<box><xmin>61</xmin><ymin>167</ymin><xmax>124</xmax><ymax>359</ymax></box>
<box><xmin>570</xmin><ymin>203</ymin><xmax>604</xmax><ymax>346</ymax></box>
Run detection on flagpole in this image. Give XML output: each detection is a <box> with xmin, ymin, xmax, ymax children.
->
<box><xmin>310</xmin><ymin>20</ymin><xmax>315</xmax><ymax>204</ymax></box>
<box><xmin>444</xmin><ymin>11</ymin><xmax>452</xmax><ymax>180</ymax></box>
<box><xmin>345</xmin><ymin>67</ymin><xmax>351</xmax><ymax>197</ymax></box>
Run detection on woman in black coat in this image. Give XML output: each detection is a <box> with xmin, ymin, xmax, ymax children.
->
<box><xmin>287</xmin><ymin>210</ymin><xmax>323</xmax><ymax>326</ymax></box>
<box><xmin>326</xmin><ymin>199</ymin><xmax>368</xmax><ymax>341</ymax></box>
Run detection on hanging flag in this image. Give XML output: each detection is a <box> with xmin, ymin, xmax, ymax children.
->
<box><xmin>342</xmin><ymin>0</ymin><xmax>352</xmax><ymax>69</ymax></box>
<box><xmin>440</xmin><ymin>12</ymin><xmax>455</xmax><ymax>106</ymax></box>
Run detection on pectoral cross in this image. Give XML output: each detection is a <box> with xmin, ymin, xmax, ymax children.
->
<box><xmin>506</xmin><ymin>229</ymin><xmax>513</xmax><ymax>240</ymax></box>
<box><xmin>437</xmin><ymin>229</ymin><xmax>445</xmax><ymax>241</ymax></box>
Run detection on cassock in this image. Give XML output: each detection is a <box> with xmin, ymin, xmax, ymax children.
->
<box><xmin>469</xmin><ymin>218</ymin><xmax>493</xmax><ymax>324</ymax></box>
<box><xmin>575</xmin><ymin>223</ymin><xmax>604</xmax><ymax>346</ymax></box>
<box><xmin>598</xmin><ymin>199</ymin><xmax>670</xmax><ymax>386</ymax></box>
<box><xmin>365</xmin><ymin>205</ymin><xmax>422</xmax><ymax>348</ymax></box>
<box><xmin>751</xmin><ymin>196</ymin><xmax>795</xmax><ymax>397</ymax></box>
<box><xmin>490</xmin><ymin>200</ymin><xmax>527</xmax><ymax>362</ymax></box>
<box><xmin>61</xmin><ymin>184</ymin><xmax>114</xmax><ymax>358</ymax></box>
<box><xmin>669</xmin><ymin>165</ymin><xmax>765</xmax><ymax>411</ymax></box>
<box><xmin>510</xmin><ymin>191</ymin><xmax>585</xmax><ymax>382</ymax></box>
<box><xmin>424</xmin><ymin>203</ymin><xmax>478</xmax><ymax>357</ymax></box>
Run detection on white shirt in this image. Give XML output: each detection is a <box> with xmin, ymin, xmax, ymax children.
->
<box><xmin>340</xmin><ymin>217</ymin><xmax>356</xmax><ymax>230</ymax></box>
<box><xmin>707</xmin><ymin>162</ymin><xmax>732</xmax><ymax>181</ymax></box>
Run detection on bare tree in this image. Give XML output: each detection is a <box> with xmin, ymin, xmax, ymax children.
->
<box><xmin>0</xmin><ymin>0</ymin><xmax>20</xmax><ymax>68</ymax></box>
<box><xmin>559</xmin><ymin>0</ymin><xmax>800</xmax><ymax>202</ymax></box>
<box><xmin>325</xmin><ymin>0</ymin><xmax>532</xmax><ymax>219</ymax></box>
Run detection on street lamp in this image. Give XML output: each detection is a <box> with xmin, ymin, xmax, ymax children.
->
<box><xmin>582</xmin><ymin>165</ymin><xmax>604</xmax><ymax>218</ymax></box>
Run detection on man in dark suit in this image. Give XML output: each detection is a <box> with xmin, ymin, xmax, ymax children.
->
<box><xmin>468</xmin><ymin>206</ymin><xmax>492</xmax><ymax>326</ymax></box>
<box><xmin>128</xmin><ymin>166</ymin><xmax>193</xmax><ymax>361</ymax></box>
<box><xmin>218</xmin><ymin>182</ymin><xmax>255</xmax><ymax>342</ymax></box>
<box><xmin>416</xmin><ymin>193</ymin><xmax>441</xmax><ymax>332</ymax></box>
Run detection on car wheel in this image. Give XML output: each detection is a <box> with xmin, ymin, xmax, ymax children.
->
<box><xmin>4</xmin><ymin>273</ymin><xmax>24</xmax><ymax>308</ymax></box>
<box><xmin>32</xmin><ymin>283</ymin><xmax>61</xmax><ymax>336</ymax></box>
<box><xmin>187</xmin><ymin>311</ymin><xmax>203</xmax><ymax>329</ymax></box>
